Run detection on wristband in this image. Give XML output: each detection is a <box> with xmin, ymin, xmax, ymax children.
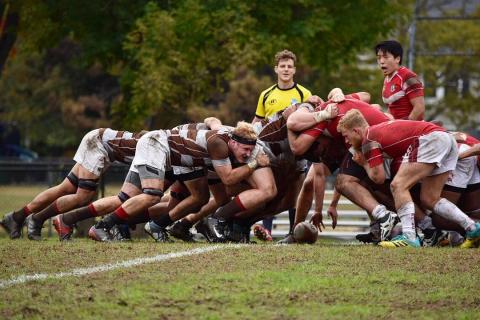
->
<box><xmin>247</xmin><ymin>160</ymin><xmax>258</xmax><ymax>170</ymax></box>
<box><xmin>313</xmin><ymin>111</ymin><xmax>326</xmax><ymax>123</ymax></box>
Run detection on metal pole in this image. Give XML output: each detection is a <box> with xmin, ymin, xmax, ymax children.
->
<box><xmin>408</xmin><ymin>0</ymin><xmax>420</xmax><ymax>70</ymax></box>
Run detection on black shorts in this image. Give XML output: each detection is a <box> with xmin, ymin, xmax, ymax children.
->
<box><xmin>338</xmin><ymin>152</ymin><xmax>367</xmax><ymax>180</ymax></box>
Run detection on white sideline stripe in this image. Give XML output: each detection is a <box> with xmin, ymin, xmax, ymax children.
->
<box><xmin>0</xmin><ymin>244</ymin><xmax>243</xmax><ymax>289</ymax></box>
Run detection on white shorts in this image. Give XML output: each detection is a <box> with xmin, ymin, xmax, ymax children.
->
<box><xmin>445</xmin><ymin>144</ymin><xmax>477</xmax><ymax>189</ymax></box>
<box><xmin>73</xmin><ymin>129</ymin><xmax>110</xmax><ymax>176</ymax></box>
<box><xmin>403</xmin><ymin>131</ymin><xmax>458</xmax><ymax>176</ymax></box>
<box><xmin>129</xmin><ymin>130</ymin><xmax>170</xmax><ymax>180</ymax></box>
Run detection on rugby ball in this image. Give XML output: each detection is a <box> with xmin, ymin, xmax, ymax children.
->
<box><xmin>293</xmin><ymin>222</ymin><xmax>318</xmax><ymax>244</ymax></box>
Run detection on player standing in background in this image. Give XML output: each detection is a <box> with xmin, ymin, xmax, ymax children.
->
<box><xmin>375</xmin><ymin>40</ymin><xmax>425</xmax><ymax>121</ymax></box>
<box><xmin>252</xmin><ymin>49</ymin><xmax>313</xmax><ymax>241</ymax></box>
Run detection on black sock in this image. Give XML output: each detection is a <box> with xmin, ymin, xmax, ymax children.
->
<box><xmin>62</xmin><ymin>205</ymin><xmax>96</xmax><ymax>225</ymax></box>
<box><xmin>214</xmin><ymin>196</ymin><xmax>245</xmax><ymax>220</ymax></box>
<box><xmin>33</xmin><ymin>202</ymin><xmax>60</xmax><ymax>223</ymax></box>
<box><xmin>153</xmin><ymin>214</ymin><xmax>173</xmax><ymax>229</ymax></box>
<box><xmin>12</xmin><ymin>206</ymin><xmax>31</xmax><ymax>224</ymax></box>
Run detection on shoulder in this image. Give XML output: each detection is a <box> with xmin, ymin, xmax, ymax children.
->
<box><xmin>260</xmin><ymin>84</ymin><xmax>278</xmax><ymax>96</ymax></box>
<box><xmin>295</xmin><ymin>83</ymin><xmax>312</xmax><ymax>96</ymax></box>
<box><xmin>398</xmin><ymin>66</ymin><xmax>417</xmax><ymax>79</ymax></box>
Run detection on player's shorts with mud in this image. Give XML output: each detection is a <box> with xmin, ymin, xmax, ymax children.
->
<box><xmin>73</xmin><ymin>129</ymin><xmax>111</xmax><ymax>176</ymax></box>
<box><xmin>129</xmin><ymin>130</ymin><xmax>170</xmax><ymax>180</ymax></box>
<box><xmin>402</xmin><ymin>131</ymin><xmax>458</xmax><ymax>176</ymax></box>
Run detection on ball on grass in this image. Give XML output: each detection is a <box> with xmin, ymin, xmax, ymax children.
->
<box><xmin>293</xmin><ymin>222</ymin><xmax>318</xmax><ymax>244</ymax></box>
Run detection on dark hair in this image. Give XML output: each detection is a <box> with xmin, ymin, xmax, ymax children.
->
<box><xmin>375</xmin><ymin>40</ymin><xmax>403</xmax><ymax>64</ymax></box>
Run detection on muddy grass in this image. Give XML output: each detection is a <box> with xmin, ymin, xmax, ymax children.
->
<box><xmin>0</xmin><ymin>239</ymin><xmax>479</xmax><ymax>319</ymax></box>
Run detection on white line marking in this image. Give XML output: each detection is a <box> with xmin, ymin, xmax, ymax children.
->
<box><xmin>0</xmin><ymin>244</ymin><xmax>243</xmax><ymax>289</ymax></box>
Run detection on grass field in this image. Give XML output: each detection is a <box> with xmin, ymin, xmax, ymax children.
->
<box><xmin>1</xmin><ymin>185</ymin><xmax>479</xmax><ymax>319</ymax></box>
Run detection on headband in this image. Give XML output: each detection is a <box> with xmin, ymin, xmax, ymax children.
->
<box><xmin>231</xmin><ymin>133</ymin><xmax>257</xmax><ymax>146</ymax></box>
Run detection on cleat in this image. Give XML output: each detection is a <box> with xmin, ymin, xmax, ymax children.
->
<box><xmin>276</xmin><ymin>233</ymin><xmax>296</xmax><ymax>245</ymax></box>
<box><xmin>53</xmin><ymin>214</ymin><xmax>74</xmax><ymax>241</ymax></box>
<box><xmin>206</xmin><ymin>217</ymin><xmax>228</xmax><ymax>242</ymax></box>
<box><xmin>0</xmin><ymin>212</ymin><xmax>23</xmax><ymax>239</ymax></box>
<box><xmin>195</xmin><ymin>218</ymin><xmax>214</xmax><ymax>242</ymax></box>
<box><xmin>378</xmin><ymin>211</ymin><xmax>399</xmax><ymax>241</ymax></box>
<box><xmin>227</xmin><ymin>223</ymin><xmax>253</xmax><ymax>243</ymax></box>
<box><xmin>356</xmin><ymin>232</ymin><xmax>380</xmax><ymax>244</ymax></box>
<box><xmin>461</xmin><ymin>223</ymin><xmax>480</xmax><ymax>248</ymax></box>
<box><xmin>422</xmin><ymin>228</ymin><xmax>449</xmax><ymax>247</ymax></box>
<box><xmin>169</xmin><ymin>221</ymin><xmax>194</xmax><ymax>242</ymax></box>
<box><xmin>253</xmin><ymin>224</ymin><xmax>273</xmax><ymax>241</ymax></box>
<box><xmin>144</xmin><ymin>221</ymin><xmax>172</xmax><ymax>243</ymax></box>
<box><xmin>460</xmin><ymin>237</ymin><xmax>480</xmax><ymax>249</ymax></box>
<box><xmin>110</xmin><ymin>224</ymin><xmax>132</xmax><ymax>242</ymax></box>
<box><xmin>88</xmin><ymin>221</ymin><xmax>112</xmax><ymax>242</ymax></box>
<box><xmin>448</xmin><ymin>231</ymin><xmax>464</xmax><ymax>247</ymax></box>
<box><xmin>378</xmin><ymin>234</ymin><xmax>421</xmax><ymax>248</ymax></box>
<box><xmin>26</xmin><ymin>215</ymin><xmax>43</xmax><ymax>241</ymax></box>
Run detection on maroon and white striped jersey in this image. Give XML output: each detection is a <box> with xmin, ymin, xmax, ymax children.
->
<box><xmin>99</xmin><ymin>128</ymin><xmax>147</xmax><ymax>164</ymax></box>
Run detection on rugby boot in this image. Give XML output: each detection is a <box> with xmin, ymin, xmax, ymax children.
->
<box><xmin>356</xmin><ymin>221</ymin><xmax>381</xmax><ymax>244</ymax></box>
<box><xmin>195</xmin><ymin>218</ymin><xmax>214</xmax><ymax>242</ymax></box>
<box><xmin>206</xmin><ymin>217</ymin><xmax>228</xmax><ymax>242</ymax></box>
<box><xmin>26</xmin><ymin>215</ymin><xmax>43</xmax><ymax>241</ymax></box>
<box><xmin>378</xmin><ymin>234</ymin><xmax>421</xmax><ymax>248</ymax></box>
<box><xmin>169</xmin><ymin>220</ymin><xmax>194</xmax><ymax>242</ymax></box>
<box><xmin>460</xmin><ymin>223</ymin><xmax>480</xmax><ymax>248</ymax></box>
<box><xmin>422</xmin><ymin>228</ymin><xmax>449</xmax><ymax>247</ymax></box>
<box><xmin>253</xmin><ymin>224</ymin><xmax>273</xmax><ymax>242</ymax></box>
<box><xmin>378</xmin><ymin>211</ymin><xmax>399</xmax><ymax>241</ymax></box>
<box><xmin>110</xmin><ymin>224</ymin><xmax>132</xmax><ymax>242</ymax></box>
<box><xmin>88</xmin><ymin>221</ymin><xmax>112</xmax><ymax>242</ymax></box>
<box><xmin>144</xmin><ymin>221</ymin><xmax>173</xmax><ymax>243</ymax></box>
<box><xmin>53</xmin><ymin>214</ymin><xmax>74</xmax><ymax>241</ymax></box>
<box><xmin>0</xmin><ymin>212</ymin><xmax>23</xmax><ymax>239</ymax></box>
<box><xmin>276</xmin><ymin>233</ymin><xmax>296</xmax><ymax>244</ymax></box>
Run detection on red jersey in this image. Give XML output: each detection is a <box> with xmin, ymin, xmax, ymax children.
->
<box><xmin>363</xmin><ymin>120</ymin><xmax>444</xmax><ymax>168</ymax></box>
<box><xmin>302</xmin><ymin>98</ymin><xmax>390</xmax><ymax>147</ymax></box>
<box><xmin>382</xmin><ymin>66</ymin><xmax>424</xmax><ymax>120</ymax></box>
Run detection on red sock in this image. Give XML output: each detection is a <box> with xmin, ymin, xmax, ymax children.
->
<box><xmin>114</xmin><ymin>207</ymin><xmax>129</xmax><ymax>221</ymax></box>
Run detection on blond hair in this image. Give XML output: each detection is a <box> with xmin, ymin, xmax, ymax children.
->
<box><xmin>337</xmin><ymin>109</ymin><xmax>369</xmax><ymax>133</ymax></box>
<box><xmin>274</xmin><ymin>49</ymin><xmax>297</xmax><ymax>66</ymax></box>
<box><xmin>232</xmin><ymin>121</ymin><xmax>257</xmax><ymax>140</ymax></box>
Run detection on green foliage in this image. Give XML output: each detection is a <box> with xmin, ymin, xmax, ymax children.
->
<box><xmin>1</xmin><ymin>0</ymin><xmax>411</xmax><ymax>153</ymax></box>
<box><xmin>413</xmin><ymin>1</ymin><xmax>480</xmax><ymax>129</ymax></box>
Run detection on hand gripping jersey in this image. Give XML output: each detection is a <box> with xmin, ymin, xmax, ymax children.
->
<box><xmin>382</xmin><ymin>66</ymin><xmax>424</xmax><ymax>120</ymax></box>
<box><xmin>302</xmin><ymin>98</ymin><xmax>390</xmax><ymax>147</ymax></box>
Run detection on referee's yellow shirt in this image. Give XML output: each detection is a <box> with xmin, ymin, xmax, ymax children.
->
<box><xmin>255</xmin><ymin>83</ymin><xmax>312</xmax><ymax>119</ymax></box>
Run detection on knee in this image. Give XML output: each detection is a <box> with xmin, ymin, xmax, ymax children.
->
<box><xmin>263</xmin><ymin>183</ymin><xmax>277</xmax><ymax>201</ymax></box>
<box><xmin>389</xmin><ymin>179</ymin><xmax>403</xmax><ymax>196</ymax></box>
<box><xmin>335</xmin><ymin>175</ymin><xmax>352</xmax><ymax>193</ymax></box>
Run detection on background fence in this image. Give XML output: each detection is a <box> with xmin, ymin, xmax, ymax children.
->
<box><xmin>0</xmin><ymin>159</ymin><xmax>369</xmax><ymax>240</ymax></box>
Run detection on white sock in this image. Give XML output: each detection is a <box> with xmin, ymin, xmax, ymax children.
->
<box><xmin>397</xmin><ymin>202</ymin><xmax>416</xmax><ymax>241</ymax></box>
<box><xmin>433</xmin><ymin>198</ymin><xmax>475</xmax><ymax>231</ymax></box>
<box><xmin>371</xmin><ymin>205</ymin><xmax>387</xmax><ymax>220</ymax></box>
<box><xmin>418</xmin><ymin>215</ymin><xmax>434</xmax><ymax>231</ymax></box>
